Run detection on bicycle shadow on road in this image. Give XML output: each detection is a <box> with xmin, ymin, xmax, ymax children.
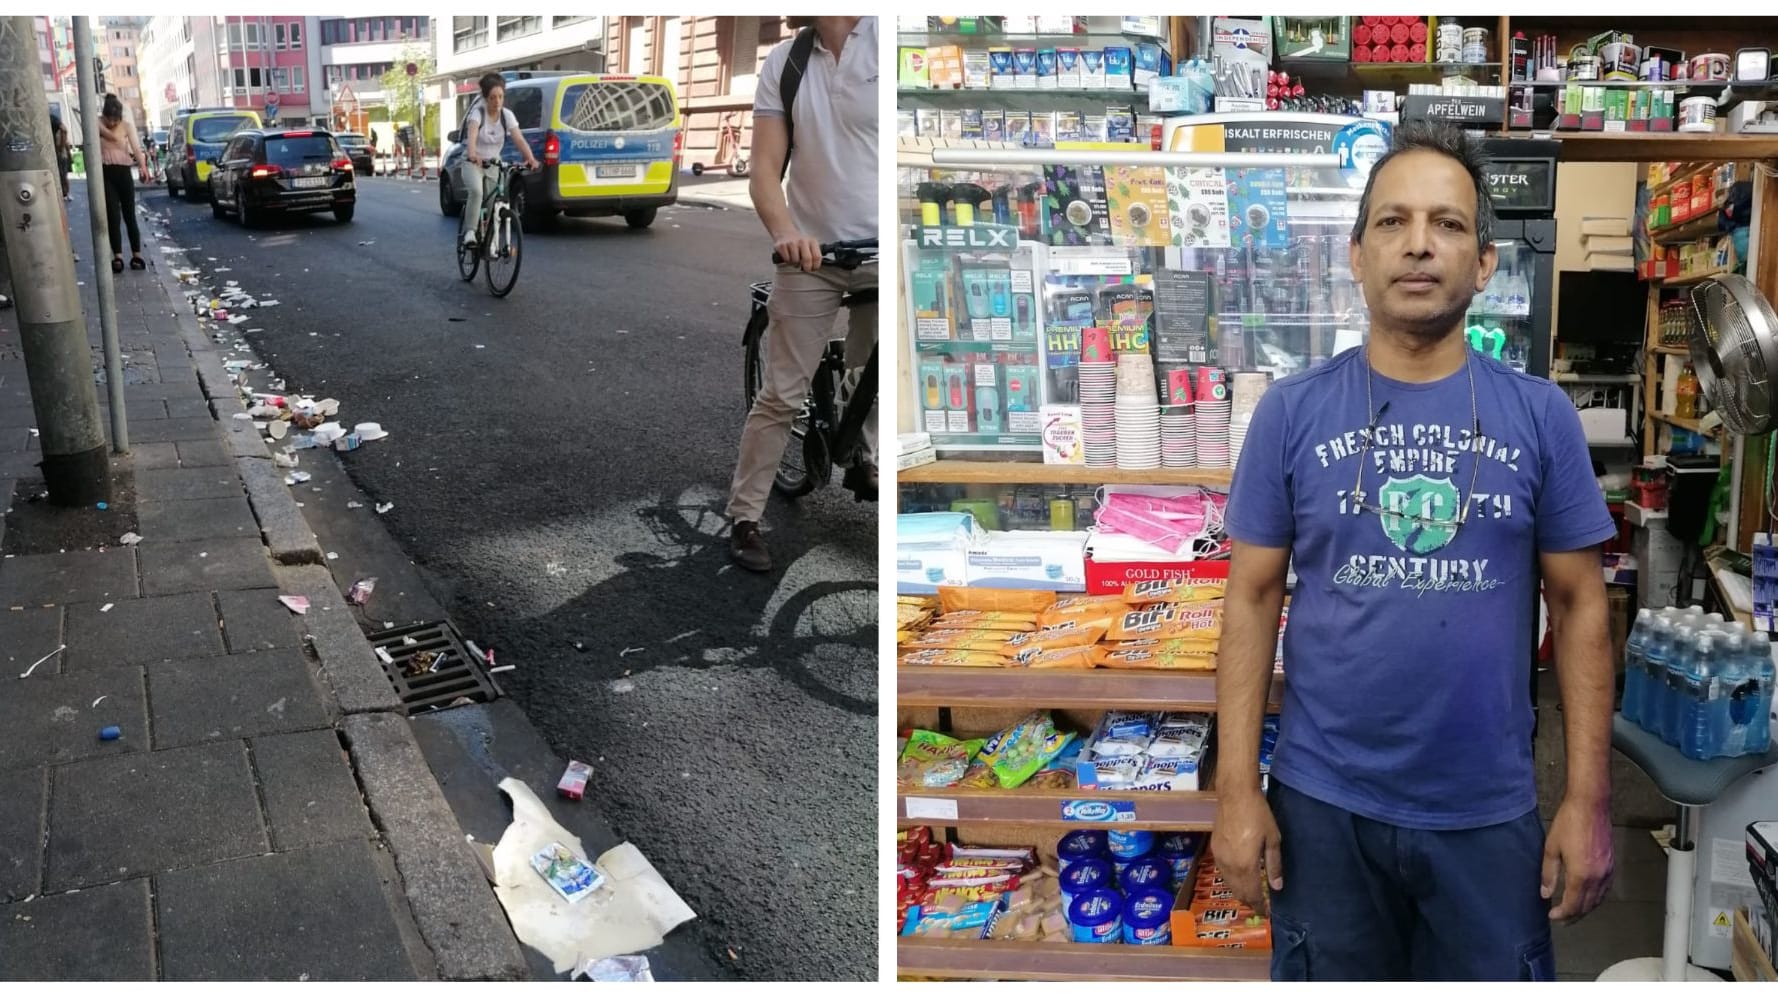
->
<box><xmin>477</xmin><ymin>488</ymin><xmax>878</xmax><ymax>720</ymax></box>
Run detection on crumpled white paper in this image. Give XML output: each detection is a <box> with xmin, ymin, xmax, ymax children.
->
<box><xmin>490</xmin><ymin>777</ymin><xmax>696</xmax><ymax>975</ymax></box>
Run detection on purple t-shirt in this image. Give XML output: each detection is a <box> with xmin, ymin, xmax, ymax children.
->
<box><xmin>1226</xmin><ymin>347</ymin><xmax>1615</xmax><ymax>829</ymax></box>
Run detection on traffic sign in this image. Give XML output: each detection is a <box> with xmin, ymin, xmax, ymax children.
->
<box><xmin>406</xmin><ymin>62</ymin><xmax>419</xmax><ymax>77</ymax></box>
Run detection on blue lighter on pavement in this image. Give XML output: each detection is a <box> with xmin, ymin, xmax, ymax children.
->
<box><xmin>99</xmin><ymin>726</ymin><xmax>121</xmax><ymax>741</ymax></box>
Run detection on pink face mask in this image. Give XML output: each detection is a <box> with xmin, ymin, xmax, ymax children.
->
<box><xmin>1091</xmin><ymin>488</ymin><xmax>1226</xmax><ymax>556</ymax></box>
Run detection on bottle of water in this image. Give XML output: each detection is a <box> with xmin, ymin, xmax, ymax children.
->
<box><xmin>1719</xmin><ymin>636</ymin><xmax>1751</xmax><ymax>757</ymax></box>
<box><xmin>1746</xmin><ymin>634</ymin><xmax>1774</xmax><ymax>755</ymax></box>
<box><xmin>1644</xmin><ymin>622</ymin><xmax>1681</xmax><ymax>741</ymax></box>
<box><xmin>1661</xmin><ymin>626</ymin><xmax>1696</xmax><ymax>746</ymax></box>
<box><xmin>1681</xmin><ymin>633</ymin><xmax>1720</xmax><ymax>760</ymax></box>
<box><xmin>1628</xmin><ymin>608</ymin><xmax>1649</xmax><ymax>722</ymax></box>
<box><xmin>1709</xmin><ymin>634</ymin><xmax>1743</xmax><ymax>758</ymax></box>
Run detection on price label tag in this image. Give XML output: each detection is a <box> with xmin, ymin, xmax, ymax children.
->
<box><xmin>1060</xmin><ymin>799</ymin><xmax>1137</xmax><ymax>823</ymax></box>
<box><xmin>904</xmin><ymin>797</ymin><xmax>959</xmax><ymax>821</ymax></box>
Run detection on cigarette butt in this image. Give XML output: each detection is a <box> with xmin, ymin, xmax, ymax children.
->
<box><xmin>489</xmin><ymin>664</ymin><xmax>515</xmax><ymax>674</ymax></box>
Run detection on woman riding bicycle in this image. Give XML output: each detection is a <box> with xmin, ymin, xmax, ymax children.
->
<box><xmin>459</xmin><ymin>72</ymin><xmax>539</xmax><ymax>248</ymax></box>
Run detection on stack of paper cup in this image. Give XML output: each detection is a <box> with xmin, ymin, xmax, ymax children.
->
<box><xmin>1194</xmin><ymin>366</ymin><xmax>1231</xmax><ymax>468</ymax></box>
<box><xmin>1229</xmin><ymin>371</ymin><xmax>1271</xmax><ymax>470</ymax></box>
<box><xmin>1162</xmin><ymin>369</ymin><xmax>1196</xmax><ymax>467</ymax></box>
<box><xmin>1115</xmin><ymin>353</ymin><xmax>1161</xmax><ymax>470</ymax></box>
<box><xmin>1079</xmin><ymin>329</ymin><xmax>1118</xmax><ymax>468</ymax></box>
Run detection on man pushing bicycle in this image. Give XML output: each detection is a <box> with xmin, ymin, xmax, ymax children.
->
<box><xmin>726</xmin><ymin>15</ymin><xmax>879</xmax><ymax>574</ymax></box>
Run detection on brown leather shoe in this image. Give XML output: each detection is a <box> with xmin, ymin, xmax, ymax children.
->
<box><xmin>842</xmin><ymin>462</ymin><xmax>878</xmax><ymax>502</ymax></box>
<box><xmin>730</xmin><ymin>520</ymin><xmax>771</xmax><ymax>573</ymax></box>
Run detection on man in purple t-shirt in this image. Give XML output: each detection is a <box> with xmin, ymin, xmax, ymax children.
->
<box><xmin>1213</xmin><ymin>121</ymin><xmax>1618</xmax><ymax>980</ymax></box>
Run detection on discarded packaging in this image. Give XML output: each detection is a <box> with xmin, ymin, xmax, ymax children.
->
<box><xmin>119</xmin><ymin>532</ymin><xmax>142</xmax><ymax>546</ymax></box>
<box><xmin>582</xmin><ymin>956</ymin><xmax>653</xmax><ymax>982</ymax></box>
<box><xmin>334</xmin><ymin>433</ymin><xmax>362</xmax><ymax>453</ymax></box>
<box><xmin>347</xmin><ymin>577</ymin><xmax>377</xmax><ymax>606</ymax></box>
<box><xmin>531</xmin><ymin>842</ymin><xmax>606</xmax><ymax>903</ymax></box>
<box><xmin>353</xmin><ymin>422</ymin><xmax>388</xmax><ymax>441</ymax></box>
<box><xmin>278</xmin><ymin>595</ymin><xmax>311</xmax><ymax>615</ymax></box>
<box><xmin>375</xmin><ymin>502</ymin><xmax>394</xmax><ymax>514</ymax></box>
<box><xmin>557</xmin><ymin>761</ymin><xmax>592</xmax><ymax>801</ymax></box>
<box><xmin>272</xmin><ymin>452</ymin><xmax>299</xmax><ymax>469</ymax></box>
<box><xmin>99</xmin><ymin>726</ymin><xmax>121</xmax><ymax>741</ymax></box>
<box><xmin>285</xmin><ymin>471</ymin><xmax>312</xmax><ymax>486</ymax></box>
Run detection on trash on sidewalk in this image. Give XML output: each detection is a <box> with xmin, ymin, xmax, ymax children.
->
<box><xmin>489</xmin><ymin>664</ymin><xmax>515</xmax><ymax>674</ymax></box>
<box><xmin>580</xmin><ymin>956</ymin><xmax>653</xmax><ymax>983</ymax></box>
<box><xmin>91</xmin><ymin>695</ymin><xmax>107</xmax><ymax>708</ymax></box>
<box><xmin>557</xmin><ymin>761</ymin><xmax>592</xmax><ymax>801</ymax></box>
<box><xmin>348</xmin><ymin>578</ymin><xmax>376</xmax><ymax>605</ymax></box>
<box><xmin>273</xmin><ymin>452</ymin><xmax>299</xmax><ymax>469</ymax></box>
<box><xmin>284</xmin><ymin>471</ymin><xmax>312</xmax><ymax>486</ymax></box>
<box><xmin>347</xmin><ymin>501</ymin><xmax>364</xmax><ymax>509</ymax></box>
<box><xmin>119</xmin><ymin>532</ymin><xmax>142</xmax><ymax>546</ymax></box>
<box><xmin>19</xmin><ymin>645</ymin><xmax>64</xmax><ymax>679</ymax></box>
<box><xmin>490</xmin><ymin>778</ymin><xmax>697</xmax><ymax>975</ymax></box>
<box><xmin>375</xmin><ymin>502</ymin><xmax>394</xmax><ymax>514</ymax></box>
<box><xmin>99</xmin><ymin>604</ymin><xmax>113</xmax><ymax>613</ymax></box>
<box><xmin>532</xmin><ymin>842</ymin><xmax>607</xmax><ymax>904</ymax></box>
<box><xmin>278</xmin><ymin>595</ymin><xmax>311</xmax><ymax>615</ymax></box>
<box><xmin>98</xmin><ymin>726</ymin><xmax>121</xmax><ymax>741</ymax></box>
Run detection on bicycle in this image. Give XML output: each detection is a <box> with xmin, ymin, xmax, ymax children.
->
<box><xmin>741</xmin><ymin>238</ymin><xmax>878</xmax><ymax>499</ymax></box>
<box><xmin>455</xmin><ymin>160</ymin><xmax>529</xmax><ymax>298</ymax></box>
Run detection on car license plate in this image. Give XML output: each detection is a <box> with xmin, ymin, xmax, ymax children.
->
<box><xmin>594</xmin><ymin>164</ymin><xmax>637</xmax><ymax>179</ymax></box>
<box><xmin>291</xmin><ymin>176</ymin><xmax>327</xmax><ymax>189</ymax></box>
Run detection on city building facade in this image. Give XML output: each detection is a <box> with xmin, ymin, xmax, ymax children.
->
<box><xmin>101</xmin><ymin>17</ymin><xmax>148</xmax><ymax>130</ymax></box>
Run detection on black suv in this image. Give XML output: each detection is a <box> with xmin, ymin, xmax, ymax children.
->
<box><xmin>334</xmin><ymin>131</ymin><xmax>376</xmax><ymax>175</ymax></box>
<box><xmin>208</xmin><ymin>128</ymin><xmax>356</xmax><ymax>227</ymax></box>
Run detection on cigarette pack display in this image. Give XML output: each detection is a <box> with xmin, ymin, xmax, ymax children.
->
<box><xmin>1005</xmin><ymin>111</ymin><xmax>1032</xmax><ymax>144</ymax></box>
<box><xmin>1036</xmin><ymin>15</ymin><xmax>1083</xmax><ymax>34</ymax></box>
<box><xmin>939</xmin><ymin>110</ymin><xmax>964</xmax><ymax>140</ymax></box>
<box><xmin>1103</xmin><ymin>47</ymin><xmax>1134</xmax><ymax>91</ymax></box>
<box><xmin>1081</xmin><ymin>50</ymin><xmax>1106</xmax><ymax>89</ymax></box>
<box><xmin>1037</xmin><ymin>49</ymin><xmax>1059</xmax><ymax>90</ymax></box>
<box><xmin>900</xmin><ymin>47</ymin><xmax>931</xmax><ymax>89</ymax></box>
<box><xmin>910</xmin><ymin>254</ymin><xmax>952</xmax><ymax>341</ymax></box>
<box><xmin>1133</xmin><ymin>43</ymin><xmax>1170</xmax><ymax>88</ymax></box>
<box><xmin>961</xmin><ymin>109</ymin><xmax>985</xmax><ymax>140</ymax></box>
<box><xmin>897</xmin><ymin>109</ymin><xmax>918</xmax><ymax>137</ymax></box>
<box><xmin>1056</xmin><ymin>111</ymin><xmax>1084</xmax><ymax>143</ymax></box>
<box><xmin>964</xmin><ymin>50</ymin><xmax>993</xmax><ymax>89</ymax></box>
<box><xmin>1106</xmin><ymin>107</ymin><xmax>1137</xmax><ymax>143</ymax></box>
<box><xmin>982</xmin><ymin>109</ymin><xmax>1006</xmax><ymax>142</ymax></box>
<box><xmin>977</xmin><ymin>385</ymin><xmax>1004</xmax><ymax>433</ymax></box>
<box><xmin>1014</xmin><ymin>49</ymin><xmax>1039</xmax><ymax>89</ymax></box>
<box><xmin>1057</xmin><ymin>48</ymin><xmax>1083</xmax><ymax>88</ymax></box>
<box><xmin>989</xmin><ymin>48</ymin><xmax>1017</xmax><ymax>89</ymax></box>
<box><xmin>1030</xmin><ymin>112</ymin><xmax>1056</xmax><ymax>145</ymax></box>
<box><xmin>916</xmin><ymin>109</ymin><xmax>942</xmax><ymax>139</ymax></box>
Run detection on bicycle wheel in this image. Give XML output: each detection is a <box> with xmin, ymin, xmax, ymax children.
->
<box><xmin>765</xmin><ymin>579</ymin><xmax>879</xmax><ymax>715</ymax></box>
<box><xmin>484</xmin><ymin>198</ymin><xmax>522</xmax><ymax>298</ymax></box>
<box><xmin>456</xmin><ymin>205</ymin><xmax>479</xmax><ymax>282</ymax></box>
<box><xmin>742</xmin><ymin>300</ymin><xmax>770</xmax><ymax>411</ymax></box>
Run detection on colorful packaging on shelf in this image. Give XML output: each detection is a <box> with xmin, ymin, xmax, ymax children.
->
<box><xmin>960</xmin><ymin>109</ymin><xmax>985</xmax><ymax>140</ymax></box>
<box><xmin>1107</xmin><ymin>602</ymin><xmax>1225</xmax><ymax>641</ymax></box>
<box><xmin>907</xmin><ymin>628</ymin><xmax>1022</xmax><ymax>652</ymax></box>
<box><xmin>938</xmin><ymin>585</ymin><xmax>1058</xmax><ymax>615</ymax></box>
<box><xmin>1103</xmin><ymin>46</ymin><xmax>1134</xmax><ymax>90</ymax></box>
<box><xmin>1060</xmin><ymin>857</ymin><xmax>1112</xmax><ymax>908</ymax></box>
<box><xmin>1132</xmin><ymin>42</ymin><xmax>1170</xmax><ymax>88</ymax></box>
<box><xmin>1155</xmin><ymin>833</ymin><xmax>1203</xmax><ymax>889</ymax></box>
<box><xmin>1149</xmin><ymin>714</ymin><xmax>1213</xmax><ymax>759</ymax></box>
<box><xmin>988</xmin><ymin>48</ymin><xmax>1017</xmax><ymax>90</ymax></box>
<box><xmin>963</xmin><ymin>50</ymin><xmax>993</xmax><ymax>90</ymax></box>
<box><xmin>1134</xmin><ymin>755</ymin><xmax>1203</xmax><ymax>791</ymax></box>
<box><xmin>897</xmin><ymin>648</ymin><xmax>1007</xmax><ymax>668</ymax></box>
<box><xmin>1002</xmin><ymin>624</ymin><xmax>1108</xmax><ymax>655</ymax></box>
<box><xmin>981</xmin><ymin>108</ymin><xmax>1006</xmax><ymax>142</ymax></box>
<box><xmin>901</xmin><ymin>900</ymin><xmax>998</xmax><ymax>938</ymax></box>
<box><xmin>1093</xmin><ymin>646</ymin><xmax>1216</xmax><ymax>670</ymax></box>
<box><xmin>1120</xmin><ymin>858</ymin><xmax>1171</xmax><ymax>894</ymax></box>
<box><xmin>965</xmin><ymin>530</ymin><xmax>1089</xmax><ymax>592</ymax></box>
<box><xmin>1014</xmin><ymin>49</ymin><xmax>1039</xmax><ymax>89</ymax></box>
<box><xmin>1056</xmin><ymin>829</ymin><xmax>1110</xmax><ymax>872</ymax></box>
<box><xmin>1004</xmin><ymin>111</ymin><xmax>1032</xmax><ymax>144</ymax></box>
<box><xmin>1123</xmin><ymin>889</ymin><xmax>1175</xmax><ymax>945</ymax></box>
<box><xmin>1081</xmin><ymin>49</ymin><xmax>1106</xmax><ymax>89</ymax></box>
<box><xmin>1124</xmin><ymin>578</ymin><xmax>1228</xmax><ymax>606</ymax></box>
<box><xmin>978</xmin><ymin>710</ymin><xmax>1076</xmax><ymax>787</ymax></box>
<box><xmin>1068</xmin><ymin>888</ymin><xmax>1125</xmax><ymax>943</ymax></box>
<box><xmin>932</xmin><ymin>610</ymin><xmax>1042</xmax><ymax>630</ymax></box>
<box><xmin>1094</xmin><ymin>711</ymin><xmax>1161</xmax><ymax>756</ymax></box>
<box><xmin>1057</xmin><ymin>48</ymin><xmax>1083</xmax><ymax>88</ymax></box>
<box><xmin>1036</xmin><ymin>49</ymin><xmax>1059</xmax><ymax>89</ymax></box>
<box><xmin>1108</xmin><ymin>828</ymin><xmax>1156</xmax><ymax>859</ymax></box>
<box><xmin>899</xmin><ymin>47</ymin><xmax>930</xmax><ymax>89</ymax></box>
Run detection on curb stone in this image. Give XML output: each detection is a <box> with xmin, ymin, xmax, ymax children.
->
<box><xmin>342</xmin><ymin>712</ymin><xmax>529</xmax><ymax>982</ymax></box>
<box><xmin>278</xmin><ymin>563</ymin><xmax>404</xmax><ymax>715</ymax></box>
<box><xmin>236</xmin><ymin>456</ymin><xmax>323</xmax><ymax>564</ymax></box>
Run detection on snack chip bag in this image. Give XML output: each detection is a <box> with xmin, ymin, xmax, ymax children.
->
<box><xmin>1123</xmin><ymin>579</ymin><xmax>1227</xmax><ymax>605</ymax></box>
<box><xmin>908</xmin><ymin>629</ymin><xmax>1024</xmax><ymax>652</ymax></box>
<box><xmin>898</xmin><ymin>729</ymin><xmax>987</xmax><ymax>788</ymax></box>
<box><xmin>1106</xmin><ymin>602</ymin><xmax>1223</xmax><ymax>640</ymax></box>
<box><xmin>938</xmin><ymin>586</ymin><xmax>1058</xmax><ymax>615</ymax></box>
<box><xmin>1001</xmin><ymin>623</ymin><xmax>1108</xmax><ymax>655</ymax></box>
<box><xmin>977</xmin><ymin>711</ymin><xmax>1075</xmax><ymax>788</ymax></box>
<box><xmin>1014</xmin><ymin>645</ymin><xmax>1098</xmax><ymax>670</ymax></box>
<box><xmin>932</xmin><ymin>611</ymin><xmax>1041</xmax><ymax>632</ymax></box>
<box><xmin>1035</xmin><ymin>602</ymin><xmax>1130</xmax><ymax>632</ymax></box>
<box><xmin>899</xmin><ymin>648</ymin><xmax>1008</xmax><ymax>668</ymax></box>
<box><xmin>1093</xmin><ymin>646</ymin><xmax>1216</xmax><ymax>670</ymax></box>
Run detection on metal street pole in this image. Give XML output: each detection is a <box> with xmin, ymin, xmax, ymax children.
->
<box><xmin>0</xmin><ymin>16</ymin><xmax>110</xmax><ymax>504</ymax></box>
<box><xmin>74</xmin><ymin>16</ymin><xmax>128</xmax><ymax>453</ymax></box>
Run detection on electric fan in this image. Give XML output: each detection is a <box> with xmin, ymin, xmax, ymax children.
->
<box><xmin>1688</xmin><ymin>273</ymin><xmax>1778</xmax><ymax>433</ymax></box>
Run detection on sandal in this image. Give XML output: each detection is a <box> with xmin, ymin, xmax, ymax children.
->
<box><xmin>110</xmin><ymin>257</ymin><xmax>123</xmax><ymax>273</ymax></box>
<box><xmin>129</xmin><ymin>256</ymin><xmax>145</xmax><ymax>270</ymax></box>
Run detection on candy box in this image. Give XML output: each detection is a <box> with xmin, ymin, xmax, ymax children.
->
<box><xmin>531</xmin><ymin>842</ymin><xmax>607</xmax><ymax>903</ymax></box>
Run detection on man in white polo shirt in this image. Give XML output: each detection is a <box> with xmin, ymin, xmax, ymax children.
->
<box><xmin>727</xmin><ymin>15</ymin><xmax>878</xmax><ymax>573</ymax></box>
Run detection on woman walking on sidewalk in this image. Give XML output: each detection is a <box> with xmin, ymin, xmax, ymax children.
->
<box><xmin>98</xmin><ymin>94</ymin><xmax>151</xmax><ymax>274</ymax></box>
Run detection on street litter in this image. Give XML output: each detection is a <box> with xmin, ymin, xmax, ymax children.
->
<box><xmin>19</xmin><ymin>645</ymin><xmax>64</xmax><ymax>679</ymax></box>
<box><xmin>545</xmin><ymin>561</ymin><xmax>565</xmax><ymax>576</ymax></box>
<box><xmin>272</xmin><ymin>452</ymin><xmax>298</xmax><ymax>469</ymax></box>
<box><xmin>357</xmin><ymin>240</ymin><xmax>375</xmax><ymax>246</ymax></box>
<box><xmin>403</xmin><ymin>650</ymin><xmax>442</xmax><ymax>677</ymax></box>
<box><xmin>260</xmin><ymin>299</ymin><xmax>280</xmax><ymax>306</ymax></box>
<box><xmin>278</xmin><ymin>595</ymin><xmax>310</xmax><ymax>615</ymax></box>
<box><xmin>347</xmin><ymin>501</ymin><xmax>363</xmax><ymax>509</ymax></box>
<box><xmin>581</xmin><ymin>957</ymin><xmax>652</xmax><ymax>982</ymax></box>
<box><xmin>119</xmin><ymin>533</ymin><xmax>142</xmax><ymax>546</ymax></box>
<box><xmin>531</xmin><ymin>842</ymin><xmax>606</xmax><ymax>903</ymax></box>
<box><xmin>375</xmin><ymin>502</ymin><xmax>394</xmax><ymax>514</ymax></box>
<box><xmin>91</xmin><ymin>696</ymin><xmax>106</xmax><ymax>708</ymax></box>
<box><xmin>99</xmin><ymin>726</ymin><xmax>121</xmax><ymax>741</ymax></box>
<box><xmin>99</xmin><ymin>603</ymin><xmax>114</xmax><ymax>613</ymax></box>
<box><xmin>619</xmin><ymin>646</ymin><xmax>644</xmax><ymax>657</ymax></box>
<box><xmin>557</xmin><ymin>761</ymin><xmax>592</xmax><ymax>800</ymax></box>
<box><xmin>284</xmin><ymin>471</ymin><xmax>312</xmax><ymax>486</ymax></box>
<box><xmin>326</xmin><ymin>551</ymin><xmax>339</xmax><ymax>560</ymax></box>
<box><xmin>374</xmin><ymin>647</ymin><xmax>394</xmax><ymax>665</ymax></box>
<box><xmin>489</xmin><ymin>664</ymin><xmax>515</xmax><ymax>674</ymax></box>
<box><xmin>347</xmin><ymin>578</ymin><xmax>376</xmax><ymax>605</ymax></box>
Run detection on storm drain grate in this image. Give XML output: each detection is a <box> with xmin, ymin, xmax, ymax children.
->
<box><xmin>365</xmin><ymin>620</ymin><xmax>500</xmax><ymax>715</ymax></box>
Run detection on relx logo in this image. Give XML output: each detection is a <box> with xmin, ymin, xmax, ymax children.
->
<box><xmin>916</xmin><ymin>226</ymin><xmax>1017</xmax><ymax>250</ymax></box>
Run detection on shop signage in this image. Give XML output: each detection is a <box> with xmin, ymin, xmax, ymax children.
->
<box><xmin>1486</xmin><ymin>158</ymin><xmax>1557</xmax><ymax>214</ymax></box>
<box><xmin>1401</xmin><ymin>93</ymin><xmax>1505</xmax><ymax>127</ymax></box>
<box><xmin>914</xmin><ymin>224</ymin><xmax>1019</xmax><ymax>251</ymax></box>
<box><xmin>1060</xmin><ymin>799</ymin><xmax>1137</xmax><ymax>823</ymax></box>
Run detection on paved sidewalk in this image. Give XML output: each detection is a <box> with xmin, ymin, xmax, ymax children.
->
<box><xmin>0</xmin><ymin>188</ymin><xmax>526</xmax><ymax>981</ymax></box>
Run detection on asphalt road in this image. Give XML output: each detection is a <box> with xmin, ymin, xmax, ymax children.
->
<box><xmin>147</xmin><ymin>177</ymin><xmax>878</xmax><ymax>981</ymax></box>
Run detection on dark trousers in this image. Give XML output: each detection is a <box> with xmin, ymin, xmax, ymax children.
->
<box><xmin>103</xmin><ymin>164</ymin><xmax>140</xmax><ymax>256</ymax></box>
<box><xmin>1267</xmin><ymin>779</ymin><xmax>1556</xmax><ymax>981</ymax></box>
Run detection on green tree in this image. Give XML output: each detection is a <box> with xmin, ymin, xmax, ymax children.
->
<box><xmin>378</xmin><ymin>42</ymin><xmax>436</xmax><ymax>146</ymax></box>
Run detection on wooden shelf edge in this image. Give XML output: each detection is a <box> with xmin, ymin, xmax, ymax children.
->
<box><xmin>1657</xmin><ymin>268</ymin><xmax>1731</xmax><ymax>287</ymax></box>
<box><xmin>897</xmin><ymin>937</ymin><xmax>1271</xmax><ymax>982</ymax></box>
<box><xmin>1508</xmin><ymin>130</ymin><xmax>1778</xmax><ymax>164</ymax></box>
<box><xmin>901</xmin><ymin>459</ymin><xmax>1235</xmax><ymax>487</ymax></box>
<box><xmin>897</xmin><ymin>667</ymin><xmax>1284</xmax><ymax>711</ymax></box>
<box><xmin>898</xmin><ymin>787</ymin><xmax>1219</xmax><ymax>830</ymax></box>
<box><xmin>1652</xmin><ymin>412</ymin><xmax>1710</xmax><ymax>434</ymax></box>
<box><xmin>1651</xmin><ymin>344</ymin><xmax>1690</xmax><ymax>355</ymax></box>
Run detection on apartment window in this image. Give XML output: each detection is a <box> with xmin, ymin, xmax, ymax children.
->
<box><xmin>728</xmin><ymin>16</ymin><xmax>762</xmax><ymax>96</ymax></box>
<box><xmin>289</xmin><ymin>22</ymin><xmax>301</xmax><ymax>49</ymax></box>
<box><xmin>248</xmin><ymin>67</ymin><xmax>263</xmax><ymax>89</ymax></box>
<box><xmin>322</xmin><ymin>20</ymin><xmax>340</xmax><ymax>46</ymax></box>
<box><xmin>292</xmin><ymin>68</ymin><xmax>304</xmax><ymax>91</ymax></box>
<box><xmin>232</xmin><ymin>68</ymin><xmax>245</xmax><ymax>89</ymax></box>
<box><xmin>228</xmin><ymin>23</ymin><xmax>242</xmax><ymax>49</ymax></box>
<box><xmin>554</xmin><ymin>16</ymin><xmax>590</xmax><ymax>27</ymax></box>
<box><xmin>453</xmin><ymin>17</ymin><xmax>487</xmax><ymax>52</ymax></box>
<box><xmin>497</xmin><ymin>16</ymin><xmax>541</xmax><ymax>42</ymax></box>
<box><xmin>272</xmin><ymin>67</ymin><xmax>288</xmax><ymax>92</ymax></box>
<box><xmin>275</xmin><ymin>24</ymin><xmax>286</xmax><ymax>49</ymax></box>
<box><xmin>326</xmin><ymin>65</ymin><xmax>341</xmax><ymax>86</ymax></box>
<box><xmin>369</xmin><ymin>18</ymin><xmax>383</xmax><ymax>42</ymax></box>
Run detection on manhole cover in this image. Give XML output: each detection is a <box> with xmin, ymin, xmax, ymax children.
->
<box><xmin>364</xmin><ymin>620</ymin><xmax>499</xmax><ymax>715</ymax></box>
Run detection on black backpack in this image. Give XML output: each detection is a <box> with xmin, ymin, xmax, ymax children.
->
<box><xmin>778</xmin><ymin>26</ymin><xmax>817</xmax><ymax>182</ymax></box>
